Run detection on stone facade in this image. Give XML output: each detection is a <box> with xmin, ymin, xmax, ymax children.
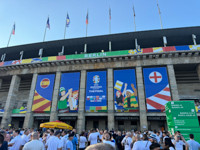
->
<box><xmin>0</xmin><ymin>51</ymin><xmax>199</xmax><ymax>132</ymax></box>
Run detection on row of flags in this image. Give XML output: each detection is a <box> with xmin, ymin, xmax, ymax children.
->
<box><xmin>7</xmin><ymin>0</ymin><xmax>163</xmax><ymax>46</ymax></box>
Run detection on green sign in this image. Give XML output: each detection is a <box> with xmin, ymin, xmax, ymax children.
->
<box><xmin>166</xmin><ymin>101</ymin><xmax>200</xmax><ymax>143</ymax></box>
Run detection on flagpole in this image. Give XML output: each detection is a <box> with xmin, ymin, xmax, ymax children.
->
<box><xmin>64</xmin><ymin>13</ymin><xmax>67</xmax><ymax>39</ymax></box>
<box><xmin>157</xmin><ymin>0</ymin><xmax>163</xmax><ymax>29</ymax></box>
<box><xmin>43</xmin><ymin>16</ymin><xmax>48</xmax><ymax>42</ymax></box>
<box><xmin>133</xmin><ymin>5</ymin><xmax>136</xmax><ymax>32</ymax></box>
<box><xmin>7</xmin><ymin>23</ymin><xmax>14</xmax><ymax>47</ymax></box>
<box><xmin>7</xmin><ymin>30</ymin><xmax>12</xmax><ymax>47</ymax></box>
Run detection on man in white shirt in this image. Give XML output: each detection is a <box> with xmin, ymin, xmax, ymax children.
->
<box><xmin>132</xmin><ymin>134</ymin><xmax>151</xmax><ymax>150</ymax></box>
<box><xmin>187</xmin><ymin>134</ymin><xmax>200</xmax><ymax>150</ymax></box>
<box><xmin>45</xmin><ymin>130</ymin><xmax>62</xmax><ymax>150</ymax></box>
<box><xmin>8</xmin><ymin>130</ymin><xmax>23</xmax><ymax>150</ymax></box>
<box><xmin>23</xmin><ymin>132</ymin><xmax>44</xmax><ymax>150</ymax></box>
<box><xmin>121</xmin><ymin>132</ymin><xmax>132</xmax><ymax>150</ymax></box>
<box><xmin>21</xmin><ymin>129</ymin><xmax>30</xmax><ymax>147</ymax></box>
<box><xmin>102</xmin><ymin>133</ymin><xmax>115</xmax><ymax>148</ymax></box>
<box><xmin>66</xmin><ymin>134</ymin><xmax>74</xmax><ymax>150</ymax></box>
<box><xmin>172</xmin><ymin>133</ymin><xmax>189</xmax><ymax>150</ymax></box>
<box><xmin>88</xmin><ymin>129</ymin><xmax>100</xmax><ymax>145</ymax></box>
<box><xmin>61</xmin><ymin>130</ymin><xmax>68</xmax><ymax>150</ymax></box>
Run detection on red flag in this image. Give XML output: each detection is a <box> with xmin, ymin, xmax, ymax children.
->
<box><xmin>86</xmin><ymin>11</ymin><xmax>88</xmax><ymax>24</ymax></box>
<box><xmin>12</xmin><ymin>23</ymin><xmax>15</xmax><ymax>35</ymax></box>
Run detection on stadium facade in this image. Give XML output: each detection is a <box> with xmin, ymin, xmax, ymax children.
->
<box><xmin>0</xmin><ymin>26</ymin><xmax>200</xmax><ymax>133</ymax></box>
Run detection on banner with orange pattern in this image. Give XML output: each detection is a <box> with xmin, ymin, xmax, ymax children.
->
<box><xmin>32</xmin><ymin>74</ymin><xmax>55</xmax><ymax>113</ymax></box>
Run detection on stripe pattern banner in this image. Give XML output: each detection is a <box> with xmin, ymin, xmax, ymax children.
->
<box><xmin>143</xmin><ymin>67</ymin><xmax>172</xmax><ymax>112</ymax></box>
<box><xmin>32</xmin><ymin>74</ymin><xmax>55</xmax><ymax>113</ymax></box>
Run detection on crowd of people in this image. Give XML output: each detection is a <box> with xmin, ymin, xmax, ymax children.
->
<box><xmin>0</xmin><ymin>128</ymin><xmax>199</xmax><ymax>150</ymax></box>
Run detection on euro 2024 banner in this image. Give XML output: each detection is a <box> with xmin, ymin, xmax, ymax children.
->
<box><xmin>58</xmin><ymin>72</ymin><xmax>80</xmax><ymax>113</ymax></box>
<box><xmin>32</xmin><ymin>74</ymin><xmax>55</xmax><ymax>113</ymax></box>
<box><xmin>114</xmin><ymin>69</ymin><xmax>139</xmax><ymax>112</ymax></box>
<box><xmin>85</xmin><ymin>71</ymin><xmax>107</xmax><ymax>112</ymax></box>
<box><xmin>143</xmin><ymin>67</ymin><xmax>172</xmax><ymax>112</ymax></box>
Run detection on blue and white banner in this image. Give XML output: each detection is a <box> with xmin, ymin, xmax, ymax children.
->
<box><xmin>143</xmin><ymin>67</ymin><xmax>172</xmax><ymax>112</ymax></box>
<box><xmin>85</xmin><ymin>71</ymin><xmax>107</xmax><ymax>112</ymax></box>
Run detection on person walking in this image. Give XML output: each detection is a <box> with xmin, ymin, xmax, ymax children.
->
<box><xmin>187</xmin><ymin>134</ymin><xmax>200</xmax><ymax>150</ymax></box>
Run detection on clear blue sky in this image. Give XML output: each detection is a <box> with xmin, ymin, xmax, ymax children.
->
<box><xmin>0</xmin><ymin>0</ymin><xmax>200</xmax><ymax>48</ymax></box>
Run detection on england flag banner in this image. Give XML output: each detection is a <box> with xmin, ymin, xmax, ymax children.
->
<box><xmin>143</xmin><ymin>67</ymin><xmax>172</xmax><ymax>112</ymax></box>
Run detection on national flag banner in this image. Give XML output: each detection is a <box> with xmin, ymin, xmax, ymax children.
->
<box><xmin>143</xmin><ymin>67</ymin><xmax>172</xmax><ymax>112</ymax></box>
<box><xmin>46</xmin><ymin>17</ymin><xmax>50</xmax><ymax>29</ymax></box>
<box><xmin>157</xmin><ymin>1</ymin><xmax>161</xmax><ymax>15</ymax></box>
<box><xmin>32</xmin><ymin>74</ymin><xmax>55</xmax><ymax>113</ymax></box>
<box><xmin>133</xmin><ymin>5</ymin><xmax>136</xmax><ymax>17</ymax></box>
<box><xmin>86</xmin><ymin>11</ymin><xmax>88</xmax><ymax>24</ymax></box>
<box><xmin>114</xmin><ymin>80</ymin><xmax>123</xmax><ymax>91</ymax></box>
<box><xmin>109</xmin><ymin>7</ymin><xmax>111</xmax><ymax>20</ymax></box>
<box><xmin>12</xmin><ymin>23</ymin><xmax>15</xmax><ymax>35</ymax></box>
<box><xmin>66</xmin><ymin>13</ymin><xmax>70</xmax><ymax>27</ymax></box>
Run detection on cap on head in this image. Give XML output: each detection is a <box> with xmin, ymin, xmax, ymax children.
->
<box><xmin>60</xmin><ymin>87</ymin><xmax>65</xmax><ymax>92</ymax></box>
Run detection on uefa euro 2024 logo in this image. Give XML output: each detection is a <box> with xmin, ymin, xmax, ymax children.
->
<box><xmin>93</xmin><ymin>75</ymin><xmax>100</xmax><ymax>84</ymax></box>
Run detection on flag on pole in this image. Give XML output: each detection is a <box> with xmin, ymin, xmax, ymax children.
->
<box><xmin>66</xmin><ymin>13</ymin><xmax>70</xmax><ymax>27</ymax></box>
<box><xmin>86</xmin><ymin>11</ymin><xmax>88</xmax><ymax>24</ymax></box>
<box><xmin>109</xmin><ymin>7</ymin><xmax>111</xmax><ymax>20</ymax></box>
<box><xmin>46</xmin><ymin>17</ymin><xmax>50</xmax><ymax>29</ymax></box>
<box><xmin>133</xmin><ymin>5</ymin><xmax>136</xmax><ymax>17</ymax></box>
<box><xmin>157</xmin><ymin>0</ymin><xmax>161</xmax><ymax>15</ymax></box>
<box><xmin>12</xmin><ymin>23</ymin><xmax>15</xmax><ymax>35</ymax></box>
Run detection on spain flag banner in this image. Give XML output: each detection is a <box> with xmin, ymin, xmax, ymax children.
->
<box><xmin>32</xmin><ymin>74</ymin><xmax>55</xmax><ymax>113</ymax></box>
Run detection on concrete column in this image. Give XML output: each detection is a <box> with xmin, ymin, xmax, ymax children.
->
<box><xmin>167</xmin><ymin>65</ymin><xmax>179</xmax><ymax>101</ymax></box>
<box><xmin>0</xmin><ymin>79</ymin><xmax>2</xmax><ymax>89</ymax></box>
<box><xmin>197</xmin><ymin>64</ymin><xmax>200</xmax><ymax>80</ymax></box>
<box><xmin>136</xmin><ymin>67</ymin><xmax>148</xmax><ymax>132</ymax></box>
<box><xmin>77</xmin><ymin>70</ymin><xmax>86</xmax><ymax>134</ymax></box>
<box><xmin>23</xmin><ymin>73</ymin><xmax>38</xmax><ymax>129</ymax></box>
<box><xmin>107</xmin><ymin>68</ymin><xmax>115</xmax><ymax>130</ymax></box>
<box><xmin>1</xmin><ymin>75</ymin><xmax>21</xmax><ymax>129</ymax></box>
<box><xmin>50</xmin><ymin>71</ymin><xmax>61</xmax><ymax>121</ymax></box>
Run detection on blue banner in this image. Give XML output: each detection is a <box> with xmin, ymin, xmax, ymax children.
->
<box><xmin>32</xmin><ymin>74</ymin><xmax>55</xmax><ymax>113</ymax></box>
<box><xmin>58</xmin><ymin>72</ymin><xmax>80</xmax><ymax>113</ymax></box>
<box><xmin>143</xmin><ymin>67</ymin><xmax>172</xmax><ymax>112</ymax></box>
<box><xmin>114</xmin><ymin>69</ymin><xmax>138</xmax><ymax>112</ymax></box>
<box><xmin>85</xmin><ymin>71</ymin><xmax>107</xmax><ymax>112</ymax></box>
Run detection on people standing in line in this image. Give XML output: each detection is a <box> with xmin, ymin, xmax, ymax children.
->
<box><xmin>8</xmin><ymin>130</ymin><xmax>23</xmax><ymax>150</ymax></box>
<box><xmin>79</xmin><ymin>131</ymin><xmax>87</xmax><ymax>150</ymax></box>
<box><xmin>23</xmin><ymin>132</ymin><xmax>44</xmax><ymax>150</ymax></box>
<box><xmin>186</xmin><ymin>134</ymin><xmax>200</xmax><ymax>150</ymax></box>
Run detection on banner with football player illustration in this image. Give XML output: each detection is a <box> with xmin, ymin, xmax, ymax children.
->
<box><xmin>58</xmin><ymin>72</ymin><xmax>80</xmax><ymax>113</ymax></box>
<box><xmin>143</xmin><ymin>67</ymin><xmax>172</xmax><ymax>112</ymax></box>
<box><xmin>85</xmin><ymin>71</ymin><xmax>107</xmax><ymax>112</ymax></box>
<box><xmin>32</xmin><ymin>74</ymin><xmax>55</xmax><ymax>113</ymax></box>
<box><xmin>114</xmin><ymin>69</ymin><xmax>139</xmax><ymax>112</ymax></box>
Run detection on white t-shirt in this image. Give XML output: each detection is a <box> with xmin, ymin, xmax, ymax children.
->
<box><xmin>88</xmin><ymin>132</ymin><xmax>100</xmax><ymax>145</ymax></box>
<box><xmin>45</xmin><ymin>136</ymin><xmax>62</xmax><ymax>150</ymax></box>
<box><xmin>103</xmin><ymin>140</ymin><xmax>115</xmax><ymax>148</ymax></box>
<box><xmin>23</xmin><ymin>139</ymin><xmax>44</xmax><ymax>150</ymax></box>
<box><xmin>122</xmin><ymin>137</ymin><xmax>132</xmax><ymax>150</ymax></box>
<box><xmin>172</xmin><ymin>140</ymin><xmax>185</xmax><ymax>150</ymax></box>
<box><xmin>21</xmin><ymin>134</ymin><xmax>29</xmax><ymax>146</ymax></box>
<box><xmin>66</xmin><ymin>140</ymin><xmax>73</xmax><ymax>150</ymax></box>
<box><xmin>79</xmin><ymin>136</ymin><xmax>87</xmax><ymax>148</ymax></box>
<box><xmin>132</xmin><ymin>141</ymin><xmax>151</xmax><ymax>150</ymax></box>
<box><xmin>61</xmin><ymin>135</ymin><xmax>68</xmax><ymax>150</ymax></box>
<box><xmin>187</xmin><ymin>139</ymin><xmax>200</xmax><ymax>150</ymax></box>
<box><xmin>9</xmin><ymin>135</ymin><xmax>23</xmax><ymax>150</ymax></box>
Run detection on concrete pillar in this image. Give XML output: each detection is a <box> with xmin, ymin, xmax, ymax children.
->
<box><xmin>136</xmin><ymin>67</ymin><xmax>148</xmax><ymax>132</ymax></box>
<box><xmin>1</xmin><ymin>75</ymin><xmax>21</xmax><ymax>129</ymax></box>
<box><xmin>107</xmin><ymin>68</ymin><xmax>115</xmax><ymax>130</ymax></box>
<box><xmin>23</xmin><ymin>73</ymin><xmax>38</xmax><ymax>129</ymax></box>
<box><xmin>0</xmin><ymin>79</ymin><xmax>2</xmax><ymax>89</ymax></box>
<box><xmin>50</xmin><ymin>71</ymin><xmax>61</xmax><ymax>121</ymax></box>
<box><xmin>167</xmin><ymin>65</ymin><xmax>179</xmax><ymax>101</ymax></box>
<box><xmin>77</xmin><ymin>70</ymin><xmax>86</xmax><ymax>134</ymax></box>
<box><xmin>197</xmin><ymin>64</ymin><xmax>200</xmax><ymax>80</ymax></box>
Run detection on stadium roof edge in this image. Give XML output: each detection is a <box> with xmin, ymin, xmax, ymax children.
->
<box><xmin>1</xmin><ymin>26</ymin><xmax>200</xmax><ymax>61</ymax></box>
